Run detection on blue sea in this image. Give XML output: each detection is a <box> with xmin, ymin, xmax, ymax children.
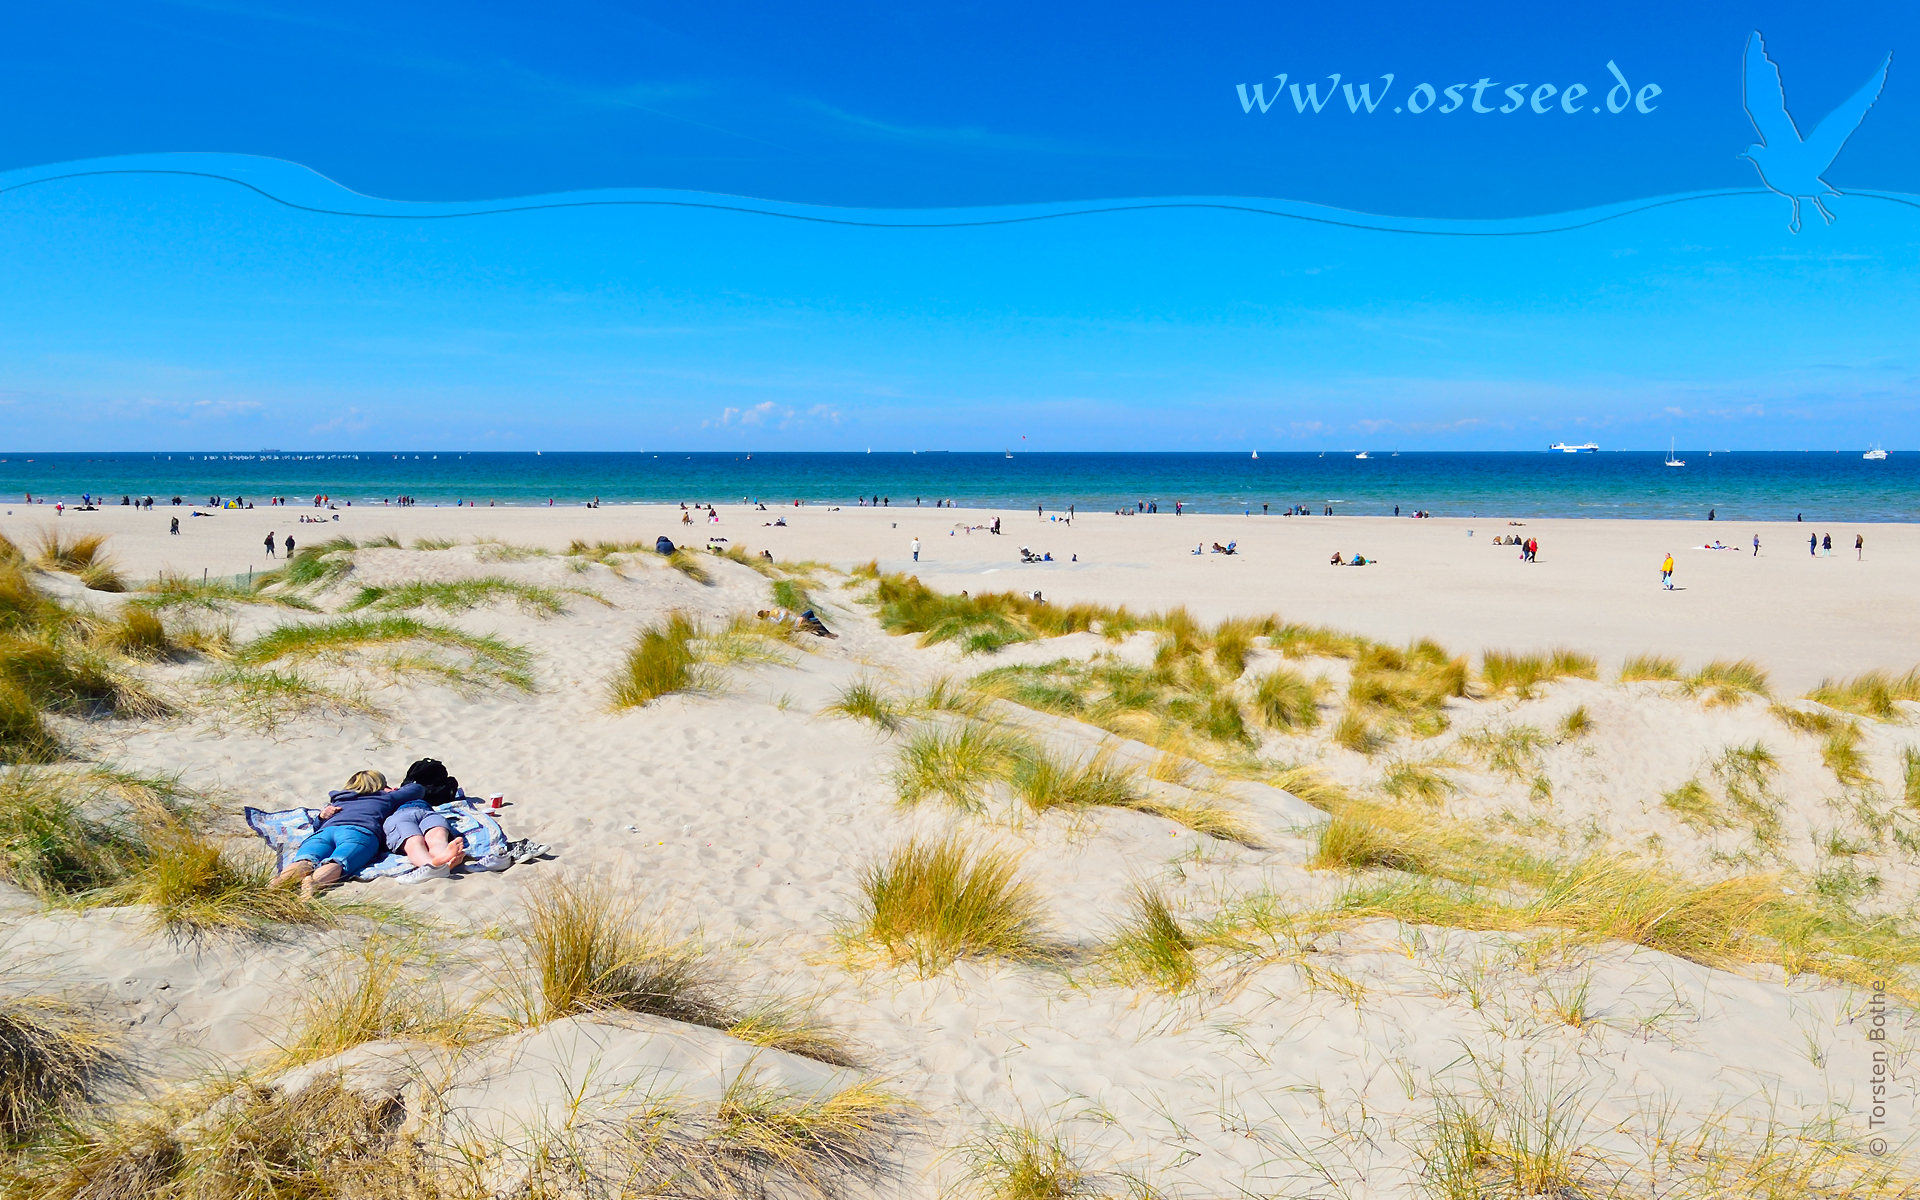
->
<box><xmin>0</xmin><ymin>452</ymin><xmax>1913</xmax><ymax>523</ymax></box>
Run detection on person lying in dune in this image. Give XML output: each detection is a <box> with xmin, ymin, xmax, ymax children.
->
<box><xmin>270</xmin><ymin>770</ymin><xmax>424</xmax><ymax>897</ymax></box>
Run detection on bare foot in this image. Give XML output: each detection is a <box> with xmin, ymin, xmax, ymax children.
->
<box><xmin>270</xmin><ymin>861</ymin><xmax>314</xmax><ymax>890</ymax></box>
<box><xmin>440</xmin><ymin>837</ymin><xmax>467</xmax><ymax>869</ymax></box>
<box><xmin>301</xmin><ymin>861</ymin><xmax>345</xmax><ymax>898</ymax></box>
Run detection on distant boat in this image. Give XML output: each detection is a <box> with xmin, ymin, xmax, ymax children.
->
<box><xmin>1550</xmin><ymin>442</ymin><xmax>1599</xmax><ymax>453</ymax></box>
<box><xmin>1665</xmin><ymin>439</ymin><xmax>1686</xmax><ymax>468</ymax></box>
<box><xmin>1355</xmin><ymin>451</ymin><xmax>1371</xmax><ymax>460</ymax></box>
<box><xmin>1865</xmin><ymin>443</ymin><xmax>1888</xmax><ymax>460</ymax></box>
<box><xmin>1251</xmin><ymin>450</ymin><xmax>1258</xmax><ymax>459</ymax></box>
<box><xmin>1005</xmin><ymin>449</ymin><xmax>1013</xmax><ymax>459</ymax></box>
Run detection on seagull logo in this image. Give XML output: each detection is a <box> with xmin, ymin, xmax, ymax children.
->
<box><xmin>1741</xmin><ymin>31</ymin><xmax>1891</xmax><ymax>233</ymax></box>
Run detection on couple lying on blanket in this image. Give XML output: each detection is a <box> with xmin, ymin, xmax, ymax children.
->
<box><xmin>270</xmin><ymin>758</ymin><xmax>467</xmax><ymax>897</ymax></box>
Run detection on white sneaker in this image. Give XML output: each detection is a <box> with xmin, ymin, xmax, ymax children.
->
<box><xmin>397</xmin><ymin>864</ymin><xmax>451</xmax><ymax>886</ymax></box>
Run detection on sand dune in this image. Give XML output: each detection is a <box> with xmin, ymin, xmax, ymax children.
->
<box><xmin>0</xmin><ymin>521</ymin><xmax>1914</xmax><ymax>1196</ymax></box>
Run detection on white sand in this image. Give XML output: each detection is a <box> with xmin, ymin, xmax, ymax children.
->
<box><xmin>4</xmin><ymin>507</ymin><xmax>1917</xmax><ymax>1194</ymax></box>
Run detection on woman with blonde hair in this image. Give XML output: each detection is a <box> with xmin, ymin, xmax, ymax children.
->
<box><xmin>271</xmin><ymin>769</ymin><xmax>424</xmax><ymax>897</ymax></box>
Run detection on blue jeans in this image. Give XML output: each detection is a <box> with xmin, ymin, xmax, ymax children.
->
<box><xmin>292</xmin><ymin>825</ymin><xmax>382</xmax><ymax>876</ymax></box>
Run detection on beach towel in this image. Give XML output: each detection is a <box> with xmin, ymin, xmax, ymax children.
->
<box><xmin>245</xmin><ymin>799</ymin><xmax>515</xmax><ymax>880</ymax></box>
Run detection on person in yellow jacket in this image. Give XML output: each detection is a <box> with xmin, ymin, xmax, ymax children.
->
<box><xmin>1661</xmin><ymin>552</ymin><xmax>1675</xmax><ymax>590</ymax></box>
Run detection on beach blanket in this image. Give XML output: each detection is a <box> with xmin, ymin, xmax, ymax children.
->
<box><xmin>245</xmin><ymin>800</ymin><xmax>514</xmax><ymax>880</ymax></box>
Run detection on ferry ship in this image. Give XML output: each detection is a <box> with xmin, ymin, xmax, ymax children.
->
<box><xmin>1549</xmin><ymin>442</ymin><xmax>1599</xmax><ymax>453</ymax></box>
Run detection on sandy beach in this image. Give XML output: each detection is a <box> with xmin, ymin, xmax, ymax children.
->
<box><xmin>0</xmin><ymin>506</ymin><xmax>1916</xmax><ymax>1196</ymax></box>
<box><xmin>11</xmin><ymin>501</ymin><xmax>1915</xmax><ymax>692</ymax></box>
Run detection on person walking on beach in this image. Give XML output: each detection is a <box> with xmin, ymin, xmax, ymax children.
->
<box><xmin>1823</xmin><ymin>533</ymin><xmax>1832</xmax><ymax>557</ymax></box>
<box><xmin>911</xmin><ymin>536</ymin><xmax>920</xmax><ymax>563</ymax></box>
<box><xmin>264</xmin><ymin>532</ymin><xmax>276</xmax><ymax>558</ymax></box>
<box><xmin>1856</xmin><ymin>533</ymin><xmax>1864</xmax><ymax>560</ymax></box>
<box><xmin>1661</xmin><ymin>552</ymin><xmax>1675</xmax><ymax>590</ymax></box>
<box><xmin>1809</xmin><ymin>531</ymin><xmax>1817</xmax><ymax>556</ymax></box>
<box><xmin>169</xmin><ymin>516</ymin><xmax>179</xmax><ymax>535</ymax></box>
<box><xmin>1753</xmin><ymin>534</ymin><xmax>1760</xmax><ymax>556</ymax></box>
<box><xmin>285</xmin><ymin>533</ymin><xmax>294</xmax><ymax>558</ymax></box>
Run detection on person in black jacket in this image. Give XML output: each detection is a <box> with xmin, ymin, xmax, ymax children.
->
<box><xmin>271</xmin><ymin>770</ymin><xmax>423</xmax><ymax>896</ymax></box>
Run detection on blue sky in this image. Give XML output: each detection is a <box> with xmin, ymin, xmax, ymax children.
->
<box><xmin>0</xmin><ymin>2</ymin><xmax>1916</xmax><ymax>450</ymax></box>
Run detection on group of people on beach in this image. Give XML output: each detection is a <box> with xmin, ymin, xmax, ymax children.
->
<box><xmin>269</xmin><ymin>762</ymin><xmax>467</xmax><ymax>897</ymax></box>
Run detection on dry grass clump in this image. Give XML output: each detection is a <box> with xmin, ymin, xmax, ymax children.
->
<box><xmin>710</xmin><ymin>1072</ymin><xmax>910</xmax><ymax>1199</ymax></box>
<box><xmin>1479</xmin><ymin>648</ymin><xmax>1598</xmax><ymax>698</ymax></box>
<box><xmin>1618</xmin><ymin>653</ymin><xmax>1682</xmax><ymax>682</ymax></box>
<box><xmin>31</xmin><ymin>531</ymin><xmax>124</xmax><ymax>593</ymax></box>
<box><xmin>1456</xmin><ymin>724</ymin><xmax>1550</xmax><ymax>780</ymax></box>
<box><xmin>1380</xmin><ymin>758</ymin><xmax>1458</xmax><ymax>804</ymax></box>
<box><xmin>1416</xmin><ymin>1082</ymin><xmax>1611</xmax><ymax>1200</ymax></box>
<box><xmin>1338</xmin><ymin>639</ymin><xmax>1467</xmax><ymax>751</ymax></box>
<box><xmin>1557</xmin><ymin>705</ymin><xmax>1592</xmax><ymax>739</ymax></box>
<box><xmin>1661</xmin><ymin>779</ymin><xmax>1725</xmax><ymax>833</ymax></box>
<box><xmin>1010</xmin><ymin>748</ymin><xmax>1143</xmax><ymax>816</ymax></box>
<box><xmin>0</xmin><ymin>769</ymin><xmax>157</xmax><ymax>897</ymax></box>
<box><xmin>0</xmin><ymin>990</ymin><xmax>123</xmax><ymax>1143</ymax></box>
<box><xmin>1681</xmin><ymin>658</ymin><xmax>1773</xmax><ymax>707</ymax></box>
<box><xmin>769</xmin><ymin>578</ymin><xmax>813</xmax><ymax>612</ymax></box>
<box><xmin>518</xmin><ymin>875</ymin><xmax>731</xmax><ymax>1028</ymax></box>
<box><xmin>1904</xmin><ymin>747</ymin><xmax>1920</xmax><ymax>810</ymax></box>
<box><xmin>277</xmin><ymin>936</ymin><xmax>481</xmax><ymax>1067</ymax></box>
<box><xmin>722</xmin><ymin>998</ymin><xmax>860</xmax><ymax>1068</ymax></box>
<box><xmin>1806</xmin><ymin>667</ymin><xmax>1920</xmax><ymax>722</ymax></box>
<box><xmin>608</xmin><ymin>611</ymin><xmax>792</xmax><ymax>709</ymax></box>
<box><xmin>867</xmin><ymin>571</ymin><xmax>1140</xmax><ymax>653</ymax></box>
<box><xmin>1105</xmin><ymin>886</ymin><xmax>1198</xmax><ymax>994</ymax></box>
<box><xmin>104</xmin><ymin>609</ymin><xmax>171</xmax><ymax>659</ymax></box>
<box><xmin>851</xmin><ymin>837</ymin><xmax>1052</xmax><ymax>974</ymax></box>
<box><xmin>823</xmin><ymin>678</ymin><xmax>906</xmax><ymax>734</ymax></box>
<box><xmin>233</xmin><ymin>615</ymin><xmax>536</xmax><ymax>696</ymax></box>
<box><xmin>258</xmin><ymin>535</ymin><xmax>361</xmax><ymax>591</ymax></box>
<box><xmin>344</xmin><ymin>577</ymin><xmax>601</xmax><ymax>618</ymax></box>
<box><xmin>957</xmin><ymin>1120</ymin><xmax>1100</xmax><ymax>1200</ymax></box>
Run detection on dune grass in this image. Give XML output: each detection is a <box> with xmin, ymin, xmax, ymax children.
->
<box><xmin>0</xmin><ymin>991</ymin><xmax>124</xmax><ymax>1146</ymax></box>
<box><xmin>1416</xmin><ymin>1083</ymin><xmax>1606</xmax><ymax>1200</ymax></box>
<box><xmin>0</xmin><ymin>769</ymin><xmax>158</xmax><ymax>898</ymax></box>
<box><xmin>1010</xmin><ymin>747</ymin><xmax>1144</xmax><ymax>816</ymax></box>
<box><xmin>1456</xmin><ymin>723</ymin><xmax>1550</xmax><ymax>780</ymax></box>
<box><xmin>1252</xmin><ymin>666</ymin><xmax>1323</xmax><ymax>731</ymax></box>
<box><xmin>1904</xmin><ymin>747</ymin><xmax>1920</xmax><ymax>810</ymax></box>
<box><xmin>852</xmin><ymin>837</ymin><xmax>1051</xmax><ymax>974</ymax></box>
<box><xmin>867</xmin><ymin>571</ymin><xmax>1140</xmax><ymax>652</ymax></box>
<box><xmin>260</xmin><ymin>536</ymin><xmax>361</xmax><ymax>590</ymax></box>
<box><xmin>891</xmin><ymin>722</ymin><xmax>1032</xmax><ymax>812</ymax></box>
<box><xmin>610</xmin><ymin>611</ymin><xmax>702</xmax><ymax>707</ymax></box>
<box><xmin>711</xmin><ymin>1072</ymin><xmax>910</xmax><ymax>1199</ymax></box>
<box><xmin>1681</xmin><ymin>658</ymin><xmax>1773</xmax><ymax>707</ymax></box>
<box><xmin>1618</xmin><ymin>653</ymin><xmax>1681</xmax><ymax>682</ymax></box>
<box><xmin>277</xmin><ymin>936</ymin><xmax>482</xmax><ymax>1067</ymax></box>
<box><xmin>1311</xmin><ymin>812</ymin><xmax>1426</xmax><ymax>872</ymax></box>
<box><xmin>1105</xmin><ymin>886</ymin><xmax>1199</xmax><ymax>994</ymax></box>
<box><xmin>1557</xmin><ymin>705</ymin><xmax>1592</xmax><ymax>739</ymax></box>
<box><xmin>958</xmin><ymin>1120</ymin><xmax>1098</xmax><ymax>1200</ymax></box>
<box><xmin>96</xmin><ymin>830</ymin><xmax>327</xmax><ymax>935</ymax></box>
<box><xmin>722</xmin><ymin>997</ymin><xmax>860</xmax><ymax>1068</ymax></box>
<box><xmin>410</xmin><ymin>535</ymin><xmax>461</xmax><ymax>550</ymax></box>
<box><xmin>1661</xmin><ymin>779</ymin><xmax>1726</xmax><ymax>833</ymax></box>
<box><xmin>1338</xmin><ymin>639</ymin><xmax>1468</xmax><ymax>751</ymax></box>
<box><xmin>344</xmin><ymin>577</ymin><xmax>602</xmax><ymax>618</ymax></box>
<box><xmin>133</xmin><ymin>572</ymin><xmax>319</xmax><ymax>612</ymax></box>
<box><xmin>1480</xmin><ymin>648</ymin><xmax>1598</xmax><ymax>698</ymax></box>
<box><xmin>770</xmin><ymin>578</ymin><xmax>813</xmax><ymax>612</ymax></box>
<box><xmin>1380</xmin><ymin>758</ymin><xmax>1458</xmax><ymax>804</ymax></box>
<box><xmin>30</xmin><ymin>531</ymin><xmax>124</xmax><ymax>593</ymax></box>
<box><xmin>234</xmin><ymin>615</ymin><xmax>536</xmax><ymax>695</ymax></box>
<box><xmin>518</xmin><ymin>875</ymin><xmax>732</xmax><ymax>1027</ymax></box>
<box><xmin>1806</xmin><ymin>667</ymin><xmax>1920</xmax><ymax>722</ymax></box>
<box><xmin>823</xmin><ymin>678</ymin><xmax>906</xmax><ymax>734</ymax></box>
<box><xmin>197</xmin><ymin>666</ymin><xmax>381</xmax><ymax>732</ymax></box>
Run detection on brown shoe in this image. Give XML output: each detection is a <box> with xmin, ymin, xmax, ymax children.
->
<box><xmin>270</xmin><ymin>860</ymin><xmax>315</xmax><ymax>890</ymax></box>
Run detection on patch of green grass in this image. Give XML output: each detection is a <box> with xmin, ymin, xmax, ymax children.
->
<box><xmin>1333</xmin><ymin>709</ymin><xmax>1387</xmax><ymax>755</ymax></box>
<box><xmin>260</xmin><ymin>536</ymin><xmax>360</xmax><ymax>590</ymax></box>
<box><xmin>1312</xmin><ymin>812</ymin><xmax>1425</xmax><ymax>872</ymax></box>
<box><xmin>198</xmin><ymin>666</ymin><xmax>381</xmax><ymax>732</ymax></box>
<box><xmin>1681</xmin><ymin>658</ymin><xmax>1773</xmax><ymax>707</ymax></box>
<box><xmin>235</xmin><ymin>615</ymin><xmax>536</xmax><ymax>694</ymax></box>
<box><xmin>31</xmin><ymin>531</ymin><xmax>124</xmax><ymax>593</ymax></box>
<box><xmin>1457</xmin><ymin>724</ymin><xmax>1550</xmax><ymax>780</ymax></box>
<box><xmin>1903</xmin><ymin>747</ymin><xmax>1920</xmax><ymax>810</ymax></box>
<box><xmin>1557</xmin><ymin>705</ymin><xmax>1592</xmax><ymax>739</ymax></box>
<box><xmin>95</xmin><ymin>831</ymin><xmax>328</xmax><ymax>935</ymax></box>
<box><xmin>344</xmin><ymin>577</ymin><xmax>601</xmax><ymax>618</ymax></box>
<box><xmin>1343</xmin><ymin>639</ymin><xmax>1467</xmax><ymax>744</ymax></box>
<box><xmin>891</xmin><ymin>722</ymin><xmax>1031</xmax><ymax>812</ymax></box>
<box><xmin>104</xmin><ymin>608</ymin><xmax>171</xmax><ymax>659</ymax></box>
<box><xmin>1807</xmin><ymin>668</ymin><xmax>1920</xmax><ymax>722</ymax></box>
<box><xmin>852</xmin><ymin>836</ymin><xmax>1051</xmax><ymax>974</ymax></box>
<box><xmin>1381</xmin><ymin>759</ymin><xmax>1457</xmax><ymax>804</ymax></box>
<box><xmin>1252</xmin><ymin>666</ymin><xmax>1323</xmax><ymax>731</ymax></box>
<box><xmin>1821</xmin><ymin>722</ymin><xmax>1874</xmax><ymax>789</ymax></box>
<box><xmin>1011</xmin><ymin>748</ymin><xmax>1145</xmax><ymax>815</ymax></box>
<box><xmin>958</xmin><ymin>1120</ymin><xmax>1099</xmax><ymax>1200</ymax></box>
<box><xmin>133</xmin><ymin>572</ymin><xmax>319</xmax><ymax>612</ymax></box>
<box><xmin>866</xmin><ymin>571</ymin><xmax>1137</xmax><ymax>652</ymax></box>
<box><xmin>1106</xmin><ymin>886</ymin><xmax>1198</xmax><ymax>994</ymax></box>
<box><xmin>409</xmin><ymin>536</ymin><xmax>461</xmax><ymax>550</ymax></box>
<box><xmin>0</xmin><ymin>769</ymin><xmax>154</xmax><ymax>897</ymax></box>
<box><xmin>1713</xmin><ymin>741</ymin><xmax>1783</xmax><ymax>839</ymax></box>
<box><xmin>770</xmin><ymin>578</ymin><xmax>813</xmax><ymax>612</ymax></box>
<box><xmin>610</xmin><ymin>611</ymin><xmax>701</xmax><ymax>707</ymax></box>
<box><xmin>1480</xmin><ymin>648</ymin><xmax>1598</xmax><ymax>698</ymax></box>
<box><xmin>1618</xmin><ymin>653</ymin><xmax>1682</xmax><ymax>682</ymax></box>
<box><xmin>822</xmin><ymin>677</ymin><xmax>906</xmax><ymax>733</ymax></box>
<box><xmin>1661</xmin><ymin>779</ymin><xmax>1726</xmax><ymax>833</ymax></box>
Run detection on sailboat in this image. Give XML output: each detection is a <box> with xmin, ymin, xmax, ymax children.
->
<box><xmin>1251</xmin><ymin>450</ymin><xmax>1258</xmax><ymax>460</ymax></box>
<box><xmin>1865</xmin><ymin>442</ymin><xmax>1888</xmax><ymax>460</ymax></box>
<box><xmin>1005</xmin><ymin>448</ymin><xmax>1013</xmax><ymax>459</ymax></box>
<box><xmin>1355</xmin><ymin>451</ymin><xmax>1371</xmax><ymax>460</ymax></box>
<box><xmin>1665</xmin><ymin>439</ymin><xmax>1685</xmax><ymax>468</ymax></box>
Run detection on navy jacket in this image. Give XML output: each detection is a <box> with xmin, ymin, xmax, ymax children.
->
<box><xmin>320</xmin><ymin>782</ymin><xmax>425</xmax><ymax>835</ymax></box>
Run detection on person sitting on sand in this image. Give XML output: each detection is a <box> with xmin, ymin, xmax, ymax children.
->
<box><xmin>1330</xmin><ymin>552</ymin><xmax>1345</xmax><ymax>565</ymax></box>
<box><xmin>1351</xmin><ymin>554</ymin><xmax>1369</xmax><ymax>566</ymax></box>
<box><xmin>271</xmin><ymin>770</ymin><xmax>425</xmax><ymax>897</ymax></box>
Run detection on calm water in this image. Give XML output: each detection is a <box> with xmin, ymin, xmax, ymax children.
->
<box><xmin>0</xmin><ymin>451</ymin><xmax>1914</xmax><ymax>522</ymax></box>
